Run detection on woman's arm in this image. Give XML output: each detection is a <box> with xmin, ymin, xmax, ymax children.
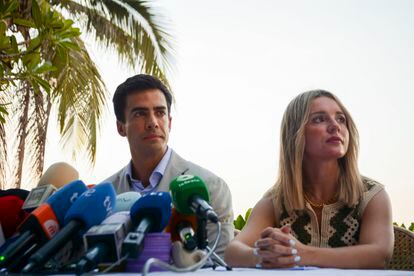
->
<box><xmin>260</xmin><ymin>189</ymin><xmax>394</xmax><ymax>268</ymax></box>
<box><xmin>224</xmin><ymin>198</ymin><xmax>296</xmax><ymax>267</ymax></box>
<box><xmin>224</xmin><ymin>197</ymin><xmax>297</xmax><ymax>267</ymax></box>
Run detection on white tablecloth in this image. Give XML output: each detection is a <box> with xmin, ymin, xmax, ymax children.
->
<box><xmin>116</xmin><ymin>267</ymin><xmax>414</xmax><ymax>276</ymax></box>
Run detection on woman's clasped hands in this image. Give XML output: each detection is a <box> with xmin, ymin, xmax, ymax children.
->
<box><xmin>252</xmin><ymin>224</ymin><xmax>302</xmax><ymax>268</ymax></box>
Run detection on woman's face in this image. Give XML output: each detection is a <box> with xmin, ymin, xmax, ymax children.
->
<box><xmin>304</xmin><ymin>96</ymin><xmax>349</xmax><ymax>161</ymax></box>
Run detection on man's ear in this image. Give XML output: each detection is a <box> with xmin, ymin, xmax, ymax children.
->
<box><xmin>168</xmin><ymin>116</ymin><xmax>172</xmax><ymax>131</ymax></box>
<box><xmin>116</xmin><ymin>120</ymin><xmax>126</xmax><ymax>137</ymax></box>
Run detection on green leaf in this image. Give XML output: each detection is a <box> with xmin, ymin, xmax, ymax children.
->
<box><xmin>32</xmin><ymin>75</ymin><xmax>51</xmax><ymax>93</ymax></box>
<box><xmin>13</xmin><ymin>18</ymin><xmax>36</xmax><ymax>28</ymax></box>
<box><xmin>31</xmin><ymin>0</ymin><xmax>43</xmax><ymax>27</ymax></box>
<box><xmin>33</xmin><ymin>62</ymin><xmax>57</xmax><ymax>74</ymax></box>
<box><xmin>27</xmin><ymin>36</ymin><xmax>42</xmax><ymax>52</ymax></box>
<box><xmin>233</xmin><ymin>215</ymin><xmax>246</xmax><ymax>230</ymax></box>
<box><xmin>245</xmin><ymin>208</ymin><xmax>252</xmax><ymax>222</ymax></box>
<box><xmin>409</xmin><ymin>223</ymin><xmax>414</xmax><ymax>232</ymax></box>
<box><xmin>22</xmin><ymin>52</ymin><xmax>41</xmax><ymax>70</ymax></box>
<box><xmin>4</xmin><ymin>0</ymin><xmax>19</xmax><ymax>14</ymax></box>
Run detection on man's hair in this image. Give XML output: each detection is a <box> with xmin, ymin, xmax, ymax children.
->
<box><xmin>113</xmin><ymin>74</ymin><xmax>173</xmax><ymax>122</ymax></box>
<box><xmin>273</xmin><ymin>89</ymin><xmax>363</xmax><ymax>212</ymax></box>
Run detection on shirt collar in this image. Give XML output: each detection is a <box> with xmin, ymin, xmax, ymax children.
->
<box><xmin>126</xmin><ymin>147</ymin><xmax>172</xmax><ymax>193</ymax></box>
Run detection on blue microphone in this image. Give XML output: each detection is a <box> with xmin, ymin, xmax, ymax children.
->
<box><xmin>22</xmin><ymin>182</ymin><xmax>116</xmax><ymax>273</ymax></box>
<box><xmin>122</xmin><ymin>192</ymin><xmax>172</xmax><ymax>258</ymax></box>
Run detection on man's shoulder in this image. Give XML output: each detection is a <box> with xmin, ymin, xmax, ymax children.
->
<box><xmin>101</xmin><ymin>166</ymin><xmax>129</xmax><ymax>193</ymax></box>
<box><xmin>171</xmin><ymin>151</ymin><xmax>225</xmax><ymax>184</ymax></box>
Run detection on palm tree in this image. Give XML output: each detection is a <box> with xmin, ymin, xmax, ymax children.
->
<box><xmin>0</xmin><ymin>0</ymin><xmax>174</xmax><ymax>189</ymax></box>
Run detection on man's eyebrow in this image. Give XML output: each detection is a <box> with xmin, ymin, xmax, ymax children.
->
<box><xmin>154</xmin><ymin>106</ymin><xmax>167</xmax><ymax>110</ymax></box>
<box><xmin>130</xmin><ymin>107</ymin><xmax>148</xmax><ymax>113</ymax></box>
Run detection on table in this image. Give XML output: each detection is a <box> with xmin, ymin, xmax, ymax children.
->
<box><xmin>114</xmin><ymin>267</ymin><xmax>414</xmax><ymax>276</ymax></box>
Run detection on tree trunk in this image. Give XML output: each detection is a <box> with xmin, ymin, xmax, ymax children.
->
<box><xmin>13</xmin><ymin>84</ymin><xmax>31</xmax><ymax>188</ymax></box>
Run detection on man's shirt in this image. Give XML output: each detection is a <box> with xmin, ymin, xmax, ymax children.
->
<box><xmin>125</xmin><ymin>147</ymin><xmax>172</xmax><ymax>194</ymax></box>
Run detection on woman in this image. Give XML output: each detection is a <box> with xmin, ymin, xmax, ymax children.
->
<box><xmin>224</xmin><ymin>90</ymin><xmax>393</xmax><ymax>269</ymax></box>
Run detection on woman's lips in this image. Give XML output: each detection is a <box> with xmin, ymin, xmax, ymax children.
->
<box><xmin>327</xmin><ymin>136</ymin><xmax>342</xmax><ymax>143</ymax></box>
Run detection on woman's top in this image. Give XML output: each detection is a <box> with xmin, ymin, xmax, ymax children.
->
<box><xmin>267</xmin><ymin>177</ymin><xmax>384</xmax><ymax>247</ymax></box>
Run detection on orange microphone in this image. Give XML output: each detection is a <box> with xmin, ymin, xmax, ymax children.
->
<box><xmin>165</xmin><ymin>208</ymin><xmax>198</xmax><ymax>251</ymax></box>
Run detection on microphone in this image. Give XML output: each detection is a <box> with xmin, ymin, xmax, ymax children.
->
<box><xmin>169</xmin><ymin>175</ymin><xmax>218</xmax><ymax>223</ymax></box>
<box><xmin>76</xmin><ymin>211</ymin><xmax>132</xmax><ymax>274</ymax></box>
<box><xmin>114</xmin><ymin>191</ymin><xmax>141</xmax><ymax>212</ymax></box>
<box><xmin>22</xmin><ymin>182</ymin><xmax>116</xmax><ymax>273</ymax></box>
<box><xmin>122</xmin><ymin>192</ymin><xmax>172</xmax><ymax>259</ymax></box>
<box><xmin>0</xmin><ymin>195</ymin><xmax>27</xmax><ymax>239</ymax></box>
<box><xmin>165</xmin><ymin>208</ymin><xmax>197</xmax><ymax>251</ymax></box>
<box><xmin>0</xmin><ymin>188</ymin><xmax>30</xmax><ymax>201</ymax></box>
<box><xmin>171</xmin><ymin>241</ymin><xmax>206</xmax><ymax>268</ymax></box>
<box><xmin>0</xmin><ymin>180</ymin><xmax>87</xmax><ymax>269</ymax></box>
<box><xmin>22</xmin><ymin>185</ymin><xmax>57</xmax><ymax>212</ymax></box>
<box><xmin>75</xmin><ymin>192</ymin><xmax>140</xmax><ymax>273</ymax></box>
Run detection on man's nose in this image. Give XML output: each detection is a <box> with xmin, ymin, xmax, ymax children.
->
<box><xmin>146</xmin><ymin>113</ymin><xmax>159</xmax><ymax>129</ymax></box>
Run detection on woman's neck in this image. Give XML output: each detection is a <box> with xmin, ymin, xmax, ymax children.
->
<box><xmin>302</xmin><ymin>159</ymin><xmax>340</xmax><ymax>201</ymax></box>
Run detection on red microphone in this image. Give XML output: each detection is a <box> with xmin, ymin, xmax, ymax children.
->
<box><xmin>0</xmin><ymin>195</ymin><xmax>28</xmax><ymax>238</ymax></box>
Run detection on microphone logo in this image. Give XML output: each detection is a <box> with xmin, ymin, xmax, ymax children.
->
<box><xmin>103</xmin><ymin>196</ymin><xmax>113</xmax><ymax>214</ymax></box>
<box><xmin>176</xmin><ymin>175</ymin><xmax>195</xmax><ymax>181</ymax></box>
<box><xmin>43</xmin><ymin>219</ymin><xmax>59</xmax><ymax>239</ymax></box>
<box><xmin>70</xmin><ymin>192</ymin><xmax>79</xmax><ymax>203</ymax></box>
<box><xmin>83</xmin><ymin>189</ymin><xmax>96</xmax><ymax>197</ymax></box>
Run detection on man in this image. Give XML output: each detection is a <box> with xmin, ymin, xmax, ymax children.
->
<box><xmin>103</xmin><ymin>74</ymin><xmax>234</xmax><ymax>257</ymax></box>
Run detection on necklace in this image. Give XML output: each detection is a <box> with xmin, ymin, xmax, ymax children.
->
<box><xmin>304</xmin><ymin>193</ymin><xmax>337</xmax><ymax>208</ymax></box>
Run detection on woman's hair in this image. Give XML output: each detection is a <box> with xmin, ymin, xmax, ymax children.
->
<box><xmin>275</xmin><ymin>90</ymin><xmax>363</xmax><ymax>212</ymax></box>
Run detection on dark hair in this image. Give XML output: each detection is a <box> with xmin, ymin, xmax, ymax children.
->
<box><xmin>113</xmin><ymin>74</ymin><xmax>172</xmax><ymax>122</ymax></box>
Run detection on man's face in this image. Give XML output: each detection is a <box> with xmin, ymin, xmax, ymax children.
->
<box><xmin>117</xmin><ymin>89</ymin><xmax>171</xmax><ymax>158</ymax></box>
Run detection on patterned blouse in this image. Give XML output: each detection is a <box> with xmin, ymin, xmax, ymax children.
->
<box><xmin>268</xmin><ymin>177</ymin><xmax>384</xmax><ymax>247</ymax></box>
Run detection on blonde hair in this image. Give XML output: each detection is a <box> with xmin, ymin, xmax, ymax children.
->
<box><xmin>275</xmin><ymin>90</ymin><xmax>363</xmax><ymax>212</ymax></box>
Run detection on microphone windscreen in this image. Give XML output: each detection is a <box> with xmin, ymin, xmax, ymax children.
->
<box><xmin>130</xmin><ymin>192</ymin><xmax>172</xmax><ymax>232</ymax></box>
<box><xmin>165</xmin><ymin>208</ymin><xmax>197</xmax><ymax>242</ymax></box>
<box><xmin>169</xmin><ymin>175</ymin><xmax>210</xmax><ymax>215</ymax></box>
<box><xmin>38</xmin><ymin>162</ymin><xmax>79</xmax><ymax>189</ymax></box>
<box><xmin>63</xmin><ymin>182</ymin><xmax>116</xmax><ymax>230</ymax></box>
<box><xmin>0</xmin><ymin>188</ymin><xmax>30</xmax><ymax>201</ymax></box>
<box><xmin>46</xmin><ymin>180</ymin><xmax>88</xmax><ymax>225</ymax></box>
<box><xmin>115</xmin><ymin>192</ymin><xmax>141</xmax><ymax>212</ymax></box>
<box><xmin>0</xmin><ymin>196</ymin><xmax>28</xmax><ymax>238</ymax></box>
<box><xmin>102</xmin><ymin>211</ymin><xmax>130</xmax><ymax>225</ymax></box>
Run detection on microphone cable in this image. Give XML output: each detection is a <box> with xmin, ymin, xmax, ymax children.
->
<box><xmin>141</xmin><ymin>221</ymin><xmax>222</xmax><ymax>275</ymax></box>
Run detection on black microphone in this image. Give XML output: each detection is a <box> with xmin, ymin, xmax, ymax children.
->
<box><xmin>75</xmin><ymin>192</ymin><xmax>140</xmax><ymax>273</ymax></box>
<box><xmin>22</xmin><ymin>182</ymin><xmax>116</xmax><ymax>273</ymax></box>
<box><xmin>121</xmin><ymin>192</ymin><xmax>172</xmax><ymax>259</ymax></box>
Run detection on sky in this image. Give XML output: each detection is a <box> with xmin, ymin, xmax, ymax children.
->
<box><xmin>42</xmin><ymin>0</ymin><xmax>413</xmax><ymax>224</ymax></box>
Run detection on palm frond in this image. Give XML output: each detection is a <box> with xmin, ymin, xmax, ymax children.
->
<box><xmin>59</xmin><ymin>0</ymin><xmax>174</xmax><ymax>81</ymax></box>
<box><xmin>53</xmin><ymin>37</ymin><xmax>108</xmax><ymax>165</ymax></box>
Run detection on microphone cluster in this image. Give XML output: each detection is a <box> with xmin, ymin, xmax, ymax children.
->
<box><xmin>0</xmin><ymin>174</ymin><xmax>225</xmax><ymax>274</ymax></box>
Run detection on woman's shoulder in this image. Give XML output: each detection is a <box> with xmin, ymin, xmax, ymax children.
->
<box><xmin>357</xmin><ymin>176</ymin><xmax>386</xmax><ymax>216</ymax></box>
<box><xmin>361</xmin><ymin>176</ymin><xmax>385</xmax><ymax>193</ymax></box>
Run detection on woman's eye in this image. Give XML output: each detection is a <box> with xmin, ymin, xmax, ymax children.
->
<box><xmin>312</xmin><ymin>116</ymin><xmax>324</xmax><ymax>123</ymax></box>
<box><xmin>337</xmin><ymin>115</ymin><xmax>346</xmax><ymax>124</ymax></box>
<box><xmin>156</xmin><ymin>110</ymin><xmax>166</xmax><ymax>116</ymax></box>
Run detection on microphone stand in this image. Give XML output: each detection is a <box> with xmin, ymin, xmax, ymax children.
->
<box><xmin>196</xmin><ymin>217</ymin><xmax>232</xmax><ymax>271</ymax></box>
